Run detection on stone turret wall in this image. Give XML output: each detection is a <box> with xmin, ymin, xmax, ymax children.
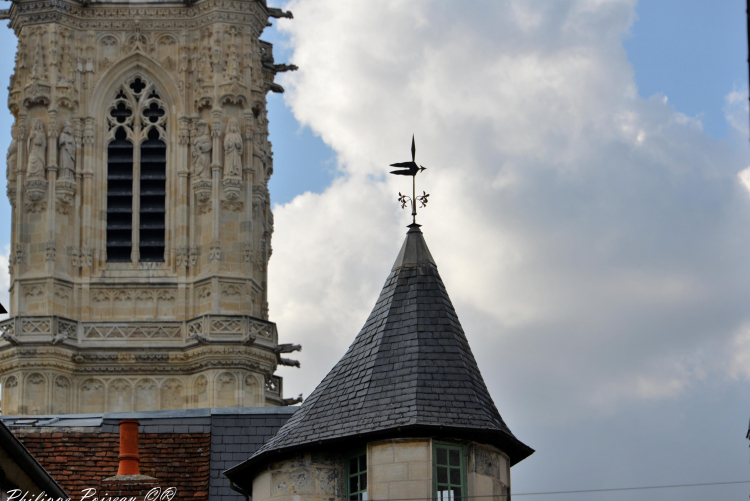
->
<box><xmin>249</xmin><ymin>439</ymin><xmax>512</xmax><ymax>501</ymax></box>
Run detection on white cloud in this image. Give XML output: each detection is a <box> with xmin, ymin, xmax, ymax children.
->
<box><xmin>729</xmin><ymin>324</ymin><xmax>750</xmax><ymax>380</ymax></box>
<box><xmin>724</xmin><ymin>88</ymin><xmax>749</xmax><ymax>136</ymax></box>
<box><xmin>269</xmin><ymin>0</ymin><xmax>750</xmax><ymax>426</ymax></box>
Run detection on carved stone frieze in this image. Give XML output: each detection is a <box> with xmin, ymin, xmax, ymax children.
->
<box><xmin>83</xmin><ymin>323</ymin><xmax>182</xmax><ymax>340</ymax></box>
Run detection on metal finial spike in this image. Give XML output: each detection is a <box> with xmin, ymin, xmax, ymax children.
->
<box><xmin>411</xmin><ymin>135</ymin><xmax>416</xmax><ymax>162</ymax></box>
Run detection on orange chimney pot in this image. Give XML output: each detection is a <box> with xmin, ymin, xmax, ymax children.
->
<box><xmin>117</xmin><ymin>419</ymin><xmax>140</xmax><ymax>476</ymax></box>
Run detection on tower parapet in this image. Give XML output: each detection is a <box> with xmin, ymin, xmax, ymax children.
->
<box><xmin>0</xmin><ymin>0</ymin><xmax>299</xmax><ymax>414</ymax></box>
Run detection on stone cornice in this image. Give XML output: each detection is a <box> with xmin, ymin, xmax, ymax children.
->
<box><xmin>10</xmin><ymin>0</ymin><xmax>268</xmax><ymax>33</ymax></box>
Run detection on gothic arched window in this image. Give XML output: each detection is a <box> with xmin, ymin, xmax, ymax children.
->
<box><xmin>106</xmin><ymin>76</ymin><xmax>167</xmax><ymax>263</ymax></box>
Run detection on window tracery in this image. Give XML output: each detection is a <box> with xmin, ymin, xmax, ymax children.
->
<box><xmin>106</xmin><ymin>75</ymin><xmax>167</xmax><ymax>263</ymax></box>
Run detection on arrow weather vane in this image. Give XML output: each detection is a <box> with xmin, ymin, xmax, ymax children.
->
<box><xmin>390</xmin><ymin>135</ymin><xmax>430</xmax><ymax>224</ymax></box>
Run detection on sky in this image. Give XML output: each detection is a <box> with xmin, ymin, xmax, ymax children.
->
<box><xmin>0</xmin><ymin>0</ymin><xmax>749</xmax><ymax>499</ymax></box>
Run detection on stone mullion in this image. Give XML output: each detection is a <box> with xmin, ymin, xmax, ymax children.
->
<box><xmin>242</xmin><ymin>112</ymin><xmax>254</xmax><ymax>315</ymax></box>
<box><xmin>176</xmin><ymin>117</ymin><xmax>190</xmax><ymax>320</ymax></box>
<box><xmin>11</xmin><ymin>114</ymin><xmax>27</xmax><ymax>315</ymax></box>
<box><xmin>188</xmin><ymin>119</ymin><xmax>198</xmax><ymax>319</ymax></box>
<box><xmin>45</xmin><ymin>111</ymin><xmax>59</xmax><ymax>315</ymax></box>
<box><xmin>242</xmin><ymin>112</ymin><xmax>253</xmax><ymax>277</ymax></box>
<box><xmin>71</xmin><ymin>120</ymin><xmax>83</xmax><ymax>319</ymax></box>
<box><xmin>80</xmin><ymin>117</ymin><xmax>95</xmax><ymax>320</ymax></box>
<box><xmin>210</xmin><ymin>111</ymin><xmax>223</xmax><ymax>313</ymax></box>
<box><xmin>131</xmin><ymin>118</ymin><xmax>142</xmax><ymax>264</ymax></box>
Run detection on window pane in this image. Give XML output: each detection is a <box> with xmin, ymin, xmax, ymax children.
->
<box><xmin>449</xmin><ymin>449</ymin><xmax>460</xmax><ymax>467</ymax></box>
<box><xmin>106</xmin><ymin>127</ymin><xmax>133</xmax><ymax>262</ymax></box>
<box><xmin>139</xmin><ymin>127</ymin><xmax>166</xmax><ymax>262</ymax></box>
<box><xmin>349</xmin><ymin>476</ymin><xmax>358</xmax><ymax>493</ymax></box>
<box><xmin>437</xmin><ymin>448</ymin><xmax>448</xmax><ymax>465</ymax></box>
<box><xmin>360</xmin><ymin>454</ymin><xmax>367</xmax><ymax>471</ymax></box>
<box><xmin>437</xmin><ymin>466</ymin><xmax>448</xmax><ymax>484</ymax></box>
<box><xmin>349</xmin><ymin>457</ymin><xmax>358</xmax><ymax>473</ymax></box>
<box><xmin>453</xmin><ymin>487</ymin><xmax>462</xmax><ymax>501</ymax></box>
<box><xmin>361</xmin><ymin>472</ymin><xmax>367</xmax><ymax>489</ymax></box>
<box><xmin>450</xmin><ymin>468</ymin><xmax>460</xmax><ymax>485</ymax></box>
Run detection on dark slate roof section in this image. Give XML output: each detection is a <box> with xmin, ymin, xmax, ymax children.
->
<box><xmin>209</xmin><ymin>408</ymin><xmax>295</xmax><ymax>501</ymax></box>
<box><xmin>226</xmin><ymin>224</ymin><xmax>533</xmax><ymax>485</ymax></box>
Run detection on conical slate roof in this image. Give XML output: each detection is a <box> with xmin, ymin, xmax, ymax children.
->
<box><xmin>226</xmin><ymin>224</ymin><xmax>533</xmax><ymax>481</ymax></box>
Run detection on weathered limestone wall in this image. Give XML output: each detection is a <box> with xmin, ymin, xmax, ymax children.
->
<box><xmin>369</xmin><ymin>438</ymin><xmax>432</xmax><ymax>500</ymax></box>
<box><xmin>0</xmin><ymin>0</ymin><xmax>301</xmax><ymax>414</ymax></box>
<box><xmin>467</xmin><ymin>443</ymin><xmax>511</xmax><ymax>499</ymax></box>
<box><xmin>251</xmin><ymin>452</ymin><xmax>345</xmax><ymax>501</ymax></box>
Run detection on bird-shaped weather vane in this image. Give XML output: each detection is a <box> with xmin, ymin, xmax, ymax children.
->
<box><xmin>391</xmin><ymin>135</ymin><xmax>429</xmax><ymax>224</ymax></box>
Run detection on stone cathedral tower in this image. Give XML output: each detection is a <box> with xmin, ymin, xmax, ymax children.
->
<box><xmin>0</xmin><ymin>0</ymin><xmax>301</xmax><ymax>415</ymax></box>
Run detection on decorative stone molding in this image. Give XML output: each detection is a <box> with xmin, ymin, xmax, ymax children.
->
<box><xmin>69</xmin><ymin>247</ymin><xmax>80</xmax><ymax>268</ymax></box>
<box><xmin>208</xmin><ymin>240</ymin><xmax>222</xmax><ymax>262</ymax></box>
<box><xmin>6</xmin><ymin>184</ymin><xmax>17</xmax><ymax>208</ymax></box>
<box><xmin>220</xmin><ymin>199</ymin><xmax>243</xmax><ymax>212</ymax></box>
<box><xmin>55</xmin><ymin>173</ymin><xmax>76</xmax><ymax>214</ymax></box>
<box><xmin>188</xmin><ymin>246</ymin><xmax>200</xmax><ymax>267</ymax></box>
<box><xmin>197</xmin><ymin>285</ymin><xmax>211</xmax><ymax>299</ymax></box>
<box><xmin>81</xmin><ymin>247</ymin><xmax>92</xmax><ymax>268</ymax></box>
<box><xmin>221</xmin><ymin>284</ymin><xmax>242</xmax><ymax>297</ymax></box>
<box><xmin>45</xmin><ymin>241</ymin><xmax>56</xmax><ymax>262</ymax></box>
<box><xmin>243</xmin><ymin>242</ymin><xmax>253</xmax><ymax>263</ymax></box>
<box><xmin>176</xmin><ymin>246</ymin><xmax>189</xmax><ymax>268</ymax></box>
<box><xmin>10</xmin><ymin>244</ymin><xmax>24</xmax><ymax>267</ymax></box>
<box><xmin>24</xmin><ymin>178</ymin><xmax>47</xmax><ymax>202</ymax></box>
<box><xmin>23</xmin><ymin>285</ymin><xmax>45</xmax><ymax>298</ymax></box>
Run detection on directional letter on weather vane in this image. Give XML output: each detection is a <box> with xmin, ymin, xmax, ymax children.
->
<box><xmin>390</xmin><ymin>135</ymin><xmax>430</xmax><ymax>224</ymax></box>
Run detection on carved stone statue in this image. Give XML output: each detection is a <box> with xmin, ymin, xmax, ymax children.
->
<box><xmin>223</xmin><ymin>118</ymin><xmax>243</xmax><ymax>178</ymax></box>
<box><xmin>6</xmin><ymin>134</ymin><xmax>17</xmax><ymax>179</ymax></box>
<box><xmin>26</xmin><ymin>118</ymin><xmax>46</xmax><ymax>179</ymax></box>
<box><xmin>58</xmin><ymin>121</ymin><xmax>76</xmax><ymax>175</ymax></box>
<box><xmin>191</xmin><ymin>120</ymin><xmax>211</xmax><ymax>178</ymax></box>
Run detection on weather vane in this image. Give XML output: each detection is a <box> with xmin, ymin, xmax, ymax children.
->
<box><xmin>390</xmin><ymin>135</ymin><xmax>429</xmax><ymax>224</ymax></box>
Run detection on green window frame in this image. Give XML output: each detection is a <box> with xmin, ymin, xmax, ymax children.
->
<box><xmin>347</xmin><ymin>449</ymin><xmax>368</xmax><ymax>500</ymax></box>
<box><xmin>433</xmin><ymin>442</ymin><xmax>466</xmax><ymax>501</ymax></box>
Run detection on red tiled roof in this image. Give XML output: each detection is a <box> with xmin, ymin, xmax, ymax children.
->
<box><xmin>15</xmin><ymin>432</ymin><xmax>210</xmax><ymax>501</ymax></box>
